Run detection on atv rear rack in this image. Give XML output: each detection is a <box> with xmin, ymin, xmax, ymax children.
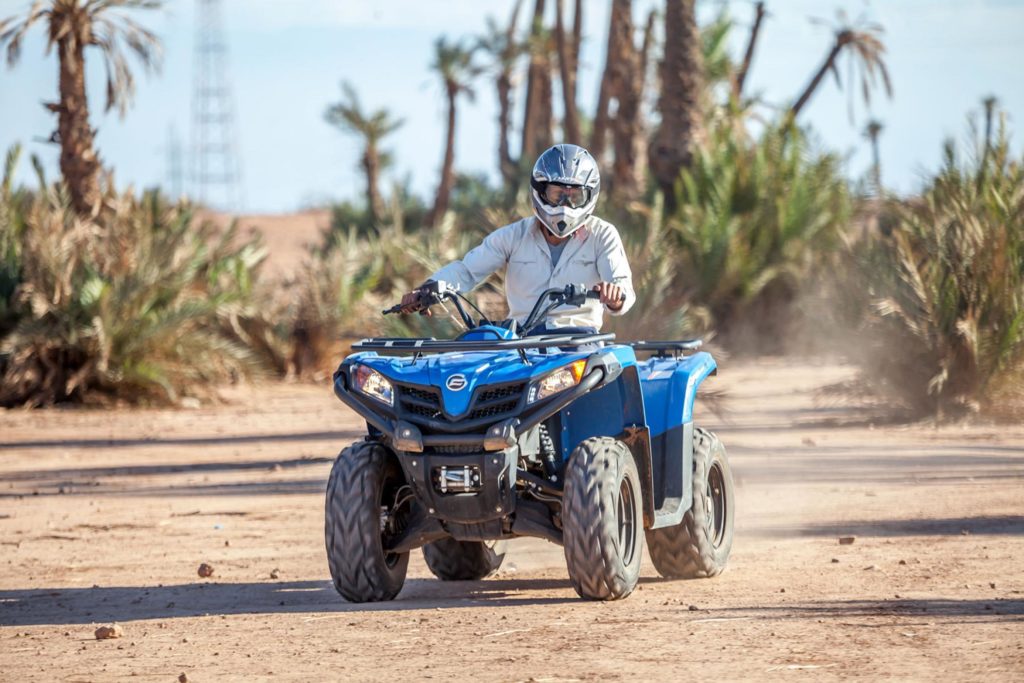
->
<box><xmin>628</xmin><ymin>340</ymin><xmax>703</xmax><ymax>358</ymax></box>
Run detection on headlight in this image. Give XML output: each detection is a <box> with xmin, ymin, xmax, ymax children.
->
<box><xmin>351</xmin><ymin>364</ymin><xmax>394</xmax><ymax>406</ymax></box>
<box><xmin>528</xmin><ymin>360</ymin><xmax>587</xmax><ymax>403</ymax></box>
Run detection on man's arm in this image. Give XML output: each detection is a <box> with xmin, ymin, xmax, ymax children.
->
<box><xmin>595</xmin><ymin>225</ymin><xmax>636</xmax><ymax>316</ymax></box>
<box><xmin>428</xmin><ymin>222</ymin><xmax>519</xmax><ymax>293</ymax></box>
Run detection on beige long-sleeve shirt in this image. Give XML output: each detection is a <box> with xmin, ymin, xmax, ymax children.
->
<box><xmin>430</xmin><ymin>217</ymin><xmax>635</xmax><ymax>330</ymax></box>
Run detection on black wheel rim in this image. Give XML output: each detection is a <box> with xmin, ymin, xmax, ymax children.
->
<box><xmin>617</xmin><ymin>475</ymin><xmax>638</xmax><ymax>565</ymax></box>
<box><xmin>705</xmin><ymin>461</ymin><xmax>727</xmax><ymax>548</ymax></box>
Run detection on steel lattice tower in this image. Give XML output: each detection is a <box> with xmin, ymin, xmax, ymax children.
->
<box><xmin>191</xmin><ymin>0</ymin><xmax>242</xmax><ymax>210</ymax></box>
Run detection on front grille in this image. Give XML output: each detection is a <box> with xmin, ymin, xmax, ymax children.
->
<box><xmin>398</xmin><ymin>385</ymin><xmax>442</xmax><ymax>420</ymax></box>
<box><xmin>403</xmin><ymin>386</ymin><xmax>440</xmax><ymax>405</ymax></box>
<box><xmin>477</xmin><ymin>384</ymin><xmax>523</xmax><ymax>403</ymax></box>
<box><xmin>396</xmin><ymin>381</ymin><xmax>526</xmax><ymax>428</ymax></box>
<box><xmin>469</xmin><ymin>399</ymin><xmax>520</xmax><ymax>421</ymax></box>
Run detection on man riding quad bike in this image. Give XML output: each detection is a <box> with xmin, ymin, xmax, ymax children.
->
<box><xmin>325</xmin><ymin>145</ymin><xmax>734</xmax><ymax>601</ymax></box>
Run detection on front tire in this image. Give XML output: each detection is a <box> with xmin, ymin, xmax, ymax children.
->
<box><xmin>645</xmin><ymin>427</ymin><xmax>734</xmax><ymax>579</ymax></box>
<box><xmin>422</xmin><ymin>538</ymin><xmax>505</xmax><ymax>580</ymax></box>
<box><xmin>325</xmin><ymin>440</ymin><xmax>409</xmax><ymax>602</ymax></box>
<box><xmin>562</xmin><ymin>437</ymin><xmax>643</xmax><ymax>600</ymax></box>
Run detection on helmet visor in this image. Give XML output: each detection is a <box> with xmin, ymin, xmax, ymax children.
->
<box><xmin>541</xmin><ymin>183</ymin><xmax>591</xmax><ymax>209</ymax></box>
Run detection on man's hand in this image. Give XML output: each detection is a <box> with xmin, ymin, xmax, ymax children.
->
<box><xmin>593</xmin><ymin>282</ymin><xmax>625</xmax><ymax>311</ymax></box>
<box><xmin>399</xmin><ymin>288</ymin><xmax>432</xmax><ymax>315</ymax></box>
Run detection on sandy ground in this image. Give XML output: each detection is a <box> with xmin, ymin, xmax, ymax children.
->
<box><xmin>1</xmin><ymin>359</ymin><xmax>1022</xmax><ymax>681</ymax></box>
<box><xmin>198</xmin><ymin>209</ymin><xmax>331</xmax><ymax>280</ymax></box>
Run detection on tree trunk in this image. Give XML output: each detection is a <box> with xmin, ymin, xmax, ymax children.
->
<box><xmin>649</xmin><ymin>0</ymin><xmax>705</xmax><ymax>212</ymax></box>
<box><xmin>869</xmin><ymin>133</ymin><xmax>881</xmax><ymax>191</ymax></box>
<box><xmin>430</xmin><ymin>86</ymin><xmax>458</xmax><ymax>226</ymax></box>
<box><xmin>497</xmin><ymin>0</ymin><xmax>523</xmax><ymax>187</ymax></box>
<box><xmin>609</xmin><ymin>0</ymin><xmax>645</xmax><ymax>202</ymax></box>
<box><xmin>555</xmin><ymin>0</ymin><xmax>581</xmax><ymax>144</ymax></box>
<box><xmin>363</xmin><ymin>143</ymin><xmax>384</xmax><ymax>222</ymax></box>
<box><xmin>497</xmin><ymin>71</ymin><xmax>516</xmax><ymax>186</ymax></box>
<box><xmin>788</xmin><ymin>34</ymin><xmax>848</xmax><ymax>122</ymax></box>
<box><xmin>590</xmin><ymin>0</ymin><xmax>620</xmax><ymax>162</ymax></box>
<box><xmin>521</xmin><ymin>0</ymin><xmax>553</xmax><ymax>162</ymax></box>
<box><xmin>57</xmin><ymin>35</ymin><xmax>101</xmax><ymax>217</ymax></box>
<box><xmin>732</xmin><ymin>1</ymin><xmax>765</xmax><ymax>102</ymax></box>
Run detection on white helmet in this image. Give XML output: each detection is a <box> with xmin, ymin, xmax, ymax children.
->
<box><xmin>530</xmin><ymin>144</ymin><xmax>600</xmax><ymax>239</ymax></box>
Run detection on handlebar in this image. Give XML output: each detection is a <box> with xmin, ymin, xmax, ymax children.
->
<box><xmin>383</xmin><ymin>282</ymin><xmax>625</xmax><ymax>334</ymax></box>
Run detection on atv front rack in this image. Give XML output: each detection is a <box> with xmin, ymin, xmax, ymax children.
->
<box><xmin>352</xmin><ymin>333</ymin><xmax>615</xmax><ymax>354</ymax></box>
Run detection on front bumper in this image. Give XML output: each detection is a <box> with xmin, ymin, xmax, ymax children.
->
<box><xmin>398</xmin><ymin>446</ymin><xmax>519</xmax><ymax>525</ymax></box>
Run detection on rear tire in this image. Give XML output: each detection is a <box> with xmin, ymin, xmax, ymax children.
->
<box><xmin>325</xmin><ymin>440</ymin><xmax>409</xmax><ymax>602</ymax></box>
<box><xmin>646</xmin><ymin>427</ymin><xmax>734</xmax><ymax>579</ymax></box>
<box><xmin>562</xmin><ymin>437</ymin><xmax>643</xmax><ymax>600</ymax></box>
<box><xmin>422</xmin><ymin>538</ymin><xmax>505</xmax><ymax>580</ymax></box>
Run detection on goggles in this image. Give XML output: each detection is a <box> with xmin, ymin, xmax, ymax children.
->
<box><xmin>540</xmin><ymin>183</ymin><xmax>591</xmax><ymax>209</ymax></box>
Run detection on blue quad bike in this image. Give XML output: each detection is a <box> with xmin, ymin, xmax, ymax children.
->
<box><xmin>326</xmin><ymin>282</ymin><xmax>734</xmax><ymax>601</ymax></box>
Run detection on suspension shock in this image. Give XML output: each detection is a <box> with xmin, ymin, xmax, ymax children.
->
<box><xmin>539</xmin><ymin>423</ymin><xmax>559</xmax><ymax>483</ymax></box>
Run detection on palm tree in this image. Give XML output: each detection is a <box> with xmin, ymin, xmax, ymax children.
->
<box><xmin>649</xmin><ymin>0</ymin><xmax>704</xmax><ymax>212</ymax></box>
<box><xmin>733</xmin><ymin>1</ymin><xmax>765</xmax><ymax>101</ymax></box>
<box><xmin>428</xmin><ymin>38</ymin><xmax>481</xmax><ymax>227</ymax></box>
<box><xmin>788</xmin><ymin>10</ymin><xmax>892</xmax><ymax>122</ymax></box>
<box><xmin>520</xmin><ymin>0</ymin><xmax>554</xmax><ymax>162</ymax></box>
<box><xmin>477</xmin><ymin>1</ymin><xmax>524</xmax><ymax>188</ymax></box>
<box><xmin>324</xmin><ymin>82</ymin><xmax>403</xmax><ymax>223</ymax></box>
<box><xmin>608</xmin><ymin>0</ymin><xmax>650</xmax><ymax>202</ymax></box>
<box><xmin>0</xmin><ymin>0</ymin><xmax>162</xmax><ymax>217</ymax></box>
<box><xmin>554</xmin><ymin>0</ymin><xmax>582</xmax><ymax>145</ymax></box>
<box><xmin>864</xmin><ymin>119</ymin><xmax>883</xmax><ymax>191</ymax></box>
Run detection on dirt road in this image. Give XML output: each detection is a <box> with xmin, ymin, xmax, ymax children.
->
<box><xmin>1</xmin><ymin>360</ymin><xmax>1022</xmax><ymax>681</ymax></box>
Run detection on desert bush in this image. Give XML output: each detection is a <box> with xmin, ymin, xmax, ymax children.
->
<box><xmin>604</xmin><ymin>196</ymin><xmax>706</xmax><ymax>341</ymax></box>
<box><xmin>848</xmin><ymin>113</ymin><xmax>1024</xmax><ymax>417</ymax></box>
<box><xmin>667</xmin><ymin>121</ymin><xmax>852</xmax><ymax>348</ymax></box>
<box><xmin>0</xmin><ymin>168</ymin><xmax>268</xmax><ymax>406</ymax></box>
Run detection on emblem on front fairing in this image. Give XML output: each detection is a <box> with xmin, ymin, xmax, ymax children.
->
<box><xmin>445</xmin><ymin>374</ymin><xmax>467</xmax><ymax>391</ymax></box>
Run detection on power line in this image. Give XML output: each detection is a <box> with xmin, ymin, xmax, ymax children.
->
<box><xmin>191</xmin><ymin>0</ymin><xmax>243</xmax><ymax>211</ymax></box>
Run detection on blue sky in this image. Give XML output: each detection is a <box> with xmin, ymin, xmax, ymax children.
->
<box><xmin>1</xmin><ymin>0</ymin><xmax>1022</xmax><ymax>212</ymax></box>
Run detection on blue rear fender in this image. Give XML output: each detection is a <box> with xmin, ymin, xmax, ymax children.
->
<box><xmin>636</xmin><ymin>351</ymin><xmax>717</xmax><ymax>528</ymax></box>
<box><xmin>638</xmin><ymin>351</ymin><xmax>717</xmax><ymax>435</ymax></box>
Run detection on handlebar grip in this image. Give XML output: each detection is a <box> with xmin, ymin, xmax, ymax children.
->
<box><xmin>587</xmin><ymin>289</ymin><xmax>626</xmax><ymax>302</ymax></box>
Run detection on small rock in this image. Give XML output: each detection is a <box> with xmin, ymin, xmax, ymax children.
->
<box><xmin>224</xmin><ymin>540</ymin><xmax>230</xmax><ymax>547</ymax></box>
<box><xmin>94</xmin><ymin>624</ymin><xmax>124</xmax><ymax>640</ymax></box>
<box><xmin>898</xmin><ymin>559</ymin><xmax>907</xmax><ymax>565</ymax></box>
<box><xmin>270</xmin><ymin>568</ymin><xmax>280</xmax><ymax>580</ymax></box>
<box><xmin>688</xmin><ymin>605</ymin><xmax>699</xmax><ymax>611</ymax></box>
<box><xmin>838</xmin><ymin>536</ymin><xmax>856</xmax><ymax>545</ymax></box>
<box><xmin>197</xmin><ymin>563</ymin><xmax>214</xmax><ymax>578</ymax></box>
<box><xmin>990</xmin><ymin>582</ymin><xmax>996</xmax><ymax>589</ymax></box>
<box><xmin>180</xmin><ymin>397</ymin><xmax>201</xmax><ymax>410</ymax></box>
<box><xmin>960</xmin><ymin>529</ymin><xmax>970</xmax><ymax>535</ymax></box>
<box><xmin>270</xmin><ymin>464</ymin><xmax>283</xmax><ymax>473</ymax></box>
<box><xmin>179</xmin><ymin>674</ymin><xmax>189</xmax><ymax>683</ymax></box>
<box><xmin>779</xmin><ymin>588</ymin><xmax>786</xmax><ymax>593</ymax></box>
<box><xmin>864</xmin><ymin>564</ymin><xmax>878</xmax><ymax>571</ymax></box>
<box><xmin>831</xmin><ymin>558</ymin><xmax>840</xmax><ymax>563</ymax></box>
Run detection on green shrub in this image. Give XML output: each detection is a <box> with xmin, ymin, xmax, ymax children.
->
<box><xmin>668</xmin><ymin>121</ymin><xmax>852</xmax><ymax>348</ymax></box>
<box><xmin>0</xmin><ymin>169</ymin><xmax>268</xmax><ymax>406</ymax></box>
<box><xmin>850</xmin><ymin>113</ymin><xmax>1024</xmax><ymax>417</ymax></box>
